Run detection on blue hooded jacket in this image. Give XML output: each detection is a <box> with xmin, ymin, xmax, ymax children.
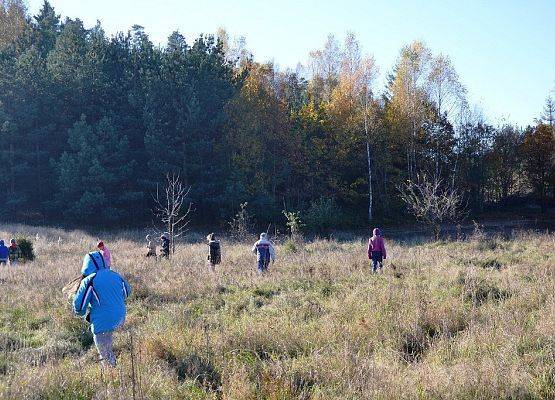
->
<box><xmin>0</xmin><ymin>240</ymin><xmax>8</xmax><ymax>260</ymax></box>
<box><xmin>73</xmin><ymin>251</ymin><xmax>131</xmax><ymax>335</ymax></box>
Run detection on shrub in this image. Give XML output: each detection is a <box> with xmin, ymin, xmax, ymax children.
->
<box><xmin>305</xmin><ymin>197</ymin><xmax>342</xmax><ymax>233</ymax></box>
<box><xmin>16</xmin><ymin>237</ymin><xmax>35</xmax><ymax>261</ymax></box>
<box><xmin>282</xmin><ymin>210</ymin><xmax>304</xmax><ymax>241</ymax></box>
<box><xmin>228</xmin><ymin>202</ymin><xmax>253</xmax><ymax>241</ymax></box>
<box><xmin>282</xmin><ymin>238</ymin><xmax>299</xmax><ymax>253</ymax></box>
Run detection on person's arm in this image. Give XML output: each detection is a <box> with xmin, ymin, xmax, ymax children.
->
<box><xmin>367</xmin><ymin>239</ymin><xmax>372</xmax><ymax>259</ymax></box>
<box><xmin>252</xmin><ymin>242</ymin><xmax>258</xmax><ymax>254</ymax></box>
<box><xmin>382</xmin><ymin>239</ymin><xmax>386</xmax><ymax>259</ymax></box>
<box><xmin>269</xmin><ymin>243</ymin><xmax>276</xmax><ymax>261</ymax></box>
<box><xmin>73</xmin><ymin>274</ymin><xmax>96</xmax><ymax>316</ymax></box>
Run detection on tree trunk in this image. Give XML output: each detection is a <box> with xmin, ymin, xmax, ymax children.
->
<box><xmin>434</xmin><ymin>224</ymin><xmax>441</xmax><ymax>240</ymax></box>
<box><xmin>367</xmin><ymin>139</ymin><xmax>372</xmax><ymax>222</ymax></box>
<box><xmin>364</xmin><ymin>96</ymin><xmax>372</xmax><ymax>222</ymax></box>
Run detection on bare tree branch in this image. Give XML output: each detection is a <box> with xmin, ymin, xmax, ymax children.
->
<box><xmin>151</xmin><ymin>173</ymin><xmax>193</xmax><ymax>254</ymax></box>
<box><xmin>398</xmin><ymin>174</ymin><xmax>465</xmax><ymax>239</ymax></box>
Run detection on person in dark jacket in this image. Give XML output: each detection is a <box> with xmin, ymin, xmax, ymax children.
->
<box><xmin>0</xmin><ymin>240</ymin><xmax>8</xmax><ymax>265</ymax></box>
<box><xmin>73</xmin><ymin>251</ymin><xmax>131</xmax><ymax>367</ymax></box>
<box><xmin>160</xmin><ymin>233</ymin><xmax>170</xmax><ymax>258</ymax></box>
<box><xmin>206</xmin><ymin>233</ymin><xmax>221</xmax><ymax>271</ymax></box>
<box><xmin>8</xmin><ymin>238</ymin><xmax>21</xmax><ymax>266</ymax></box>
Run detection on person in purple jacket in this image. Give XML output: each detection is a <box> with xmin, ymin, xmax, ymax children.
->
<box><xmin>367</xmin><ymin>228</ymin><xmax>387</xmax><ymax>273</ymax></box>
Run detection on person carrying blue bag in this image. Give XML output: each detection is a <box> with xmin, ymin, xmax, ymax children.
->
<box><xmin>73</xmin><ymin>251</ymin><xmax>131</xmax><ymax>367</ymax></box>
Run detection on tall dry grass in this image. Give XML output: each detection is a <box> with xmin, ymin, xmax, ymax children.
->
<box><xmin>0</xmin><ymin>224</ymin><xmax>553</xmax><ymax>399</ymax></box>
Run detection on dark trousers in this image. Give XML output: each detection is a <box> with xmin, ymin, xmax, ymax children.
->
<box><xmin>371</xmin><ymin>251</ymin><xmax>383</xmax><ymax>272</ymax></box>
<box><xmin>257</xmin><ymin>258</ymin><xmax>270</xmax><ymax>273</ymax></box>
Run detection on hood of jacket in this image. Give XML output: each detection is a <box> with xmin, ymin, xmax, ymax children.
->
<box><xmin>81</xmin><ymin>251</ymin><xmax>107</xmax><ymax>276</ymax></box>
<box><xmin>373</xmin><ymin>228</ymin><xmax>381</xmax><ymax>237</ymax></box>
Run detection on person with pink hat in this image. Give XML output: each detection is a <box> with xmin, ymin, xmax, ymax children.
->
<box><xmin>97</xmin><ymin>241</ymin><xmax>112</xmax><ymax>269</ymax></box>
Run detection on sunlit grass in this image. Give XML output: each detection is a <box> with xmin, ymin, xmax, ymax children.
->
<box><xmin>0</xmin><ymin>225</ymin><xmax>553</xmax><ymax>399</ymax></box>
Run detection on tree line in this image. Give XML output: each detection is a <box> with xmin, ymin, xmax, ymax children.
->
<box><xmin>1</xmin><ymin>0</ymin><xmax>553</xmax><ymax>230</ymax></box>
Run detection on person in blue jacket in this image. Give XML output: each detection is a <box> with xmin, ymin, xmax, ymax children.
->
<box><xmin>0</xmin><ymin>240</ymin><xmax>8</xmax><ymax>265</ymax></box>
<box><xmin>73</xmin><ymin>251</ymin><xmax>131</xmax><ymax>367</ymax></box>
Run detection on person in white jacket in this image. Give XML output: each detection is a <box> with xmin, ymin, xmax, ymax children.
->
<box><xmin>251</xmin><ymin>232</ymin><xmax>276</xmax><ymax>273</ymax></box>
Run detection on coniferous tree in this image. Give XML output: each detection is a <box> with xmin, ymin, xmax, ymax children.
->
<box><xmin>54</xmin><ymin>116</ymin><xmax>141</xmax><ymax>221</ymax></box>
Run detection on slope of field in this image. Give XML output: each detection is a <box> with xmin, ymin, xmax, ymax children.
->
<box><xmin>0</xmin><ymin>225</ymin><xmax>553</xmax><ymax>399</ymax></box>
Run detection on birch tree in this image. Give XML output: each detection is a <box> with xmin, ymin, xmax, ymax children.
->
<box><xmin>427</xmin><ymin>54</ymin><xmax>466</xmax><ymax>119</ymax></box>
<box><xmin>308</xmin><ymin>34</ymin><xmax>341</xmax><ymax>102</ymax></box>
<box><xmin>335</xmin><ymin>33</ymin><xmax>379</xmax><ymax>222</ymax></box>
<box><xmin>389</xmin><ymin>41</ymin><xmax>432</xmax><ymax>180</ymax></box>
<box><xmin>355</xmin><ymin>57</ymin><xmax>379</xmax><ymax>222</ymax></box>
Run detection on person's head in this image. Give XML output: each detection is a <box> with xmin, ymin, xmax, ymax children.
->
<box><xmin>81</xmin><ymin>251</ymin><xmax>107</xmax><ymax>276</ymax></box>
<box><xmin>161</xmin><ymin>233</ymin><xmax>168</xmax><ymax>240</ymax></box>
<box><xmin>207</xmin><ymin>233</ymin><xmax>216</xmax><ymax>241</ymax></box>
<box><xmin>260</xmin><ymin>232</ymin><xmax>268</xmax><ymax>240</ymax></box>
<box><xmin>10</xmin><ymin>238</ymin><xmax>16</xmax><ymax>246</ymax></box>
<box><xmin>373</xmin><ymin>228</ymin><xmax>381</xmax><ymax>237</ymax></box>
<box><xmin>146</xmin><ymin>234</ymin><xmax>151</xmax><ymax>241</ymax></box>
<box><xmin>97</xmin><ymin>241</ymin><xmax>105</xmax><ymax>250</ymax></box>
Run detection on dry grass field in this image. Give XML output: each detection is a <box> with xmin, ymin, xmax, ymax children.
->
<box><xmin>0</xmin><ymin>224</ymin><xmax>553</xmax><ymax>399</ymax></box>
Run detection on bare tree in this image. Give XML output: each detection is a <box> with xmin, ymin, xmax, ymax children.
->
<box><xmin>398</xmin><ymin>174</ymin><xmax>465</xmax><ymax>239</ymax></box>
<box><xmin>152</xmin><ymin>173</ymin><xmax>193</xmax><ymax>254</ymax></box>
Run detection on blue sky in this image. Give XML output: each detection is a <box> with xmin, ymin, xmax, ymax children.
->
<box><xmin>27</xmin><ymin>0</ymin><xmax>555</xmax><ymax>126</ymax></box>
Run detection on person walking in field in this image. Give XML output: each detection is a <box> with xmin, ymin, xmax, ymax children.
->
<box><xmin>145</xmin><ymin>234</ymin><xmax>157</xmax><ymax>257</ymax></box>
<box><xmin>368</xmin><ymin>228</ymin><xmax>387</xmax><ymax>273</ymax></box>
<box><xmin>73</xmin><ymin>251</ymin><xmax>131</xmax><ymax>367</ymax></box>
<box><xmin>160</xmin><ymin>233</ymin><xmax>170</xmax><ymax>258</ymax></box>
<box><xmin>252</xmin><ymin>232</ymin><xmax>276</xmax><ymax>274</ymax></box>
<box><xmin>8</xmin><ymin>238</ymin><xmax>21</xmax><ymax>266</ymax></box>
<box><xmin>206</xmin><ymin>233</ymin><xmax>221</xmax><ymax>272</ymax></box>
<box><xmin>0</xmin><ymin>240</ymin><xmax>8</xmax><ymax>266</ymax></box>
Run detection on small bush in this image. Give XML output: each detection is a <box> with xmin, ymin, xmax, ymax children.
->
<box><xmin>283</xmin><ymin>210</ymin><xmax>304</xmax><ymax>241</ymax></box>
<box><xmin>228</xmin><ymin>202</ymin><xmax>253</xmax><ymax>241</ymax></box>
<box><xmin>283</xmin><ymin>238</ymin><xmax>299</xmax><ymax>253</ymax></box>
<box><xmin>305</xmin><ymin>197</ymin><xmax>342</xmax><ymax>233</ymax></box>
<box><xmin>16</xmin><ymin>237</ymin><xmax>35</xmax><ymax>261</ymax></box>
